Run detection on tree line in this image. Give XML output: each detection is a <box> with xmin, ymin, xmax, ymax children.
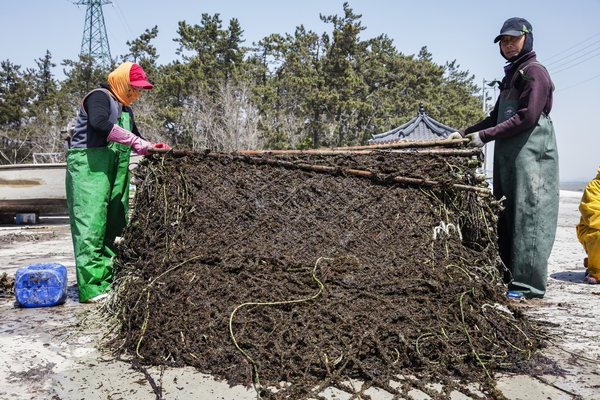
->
<box><xmin>0</xmin><ymin>3</ymin><xmax>485</xmax><ymax>164</ymax></box>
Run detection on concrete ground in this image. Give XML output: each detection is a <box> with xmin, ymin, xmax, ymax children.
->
<box><xmin>0</xmin><ymin>191</ymin><xmax>598</xmax><ymax>400</ymax></box>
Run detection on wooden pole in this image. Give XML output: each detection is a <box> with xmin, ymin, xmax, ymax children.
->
<box><xmin>146</xmin><ymin>146</ymin><xmax>490</xmax><ymax>196</ymax></box>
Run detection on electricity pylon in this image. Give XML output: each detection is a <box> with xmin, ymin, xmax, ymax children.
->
<box><xmin>75</xmin><ymin>0</ymin><xmax>112</xmax><ymax>70</ymax></box>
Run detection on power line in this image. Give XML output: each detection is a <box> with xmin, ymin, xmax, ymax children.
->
<box><xmin>548</xmin><ymin>47</ymin><xmax>600</xmax><ymax>74</ymax></box>
<box><xmin>544</xmin><ymin>38</ymin><xmax>600</xmax><ymax>68</ymax></box>
<box><xmin>555</xmin><ymin>72</ymin><xmax>600</xmax><ymax>92</ymax></box>
<box><xmin>102</xmin><ymin>1</ymin><xmax>145</xmax><ymax>60</ymax></box>
<box><xmin>543</xmin><ymin>31</ymin><xmax>600</xmax><ymax>62</ymax></box>
<box><xmin>109</xmin><ymin>1</ymin><xmax>136</xmax><ymax>42</ymax></box>
<box><xmin>541</xmin><ymin>30</ymin><xmax>600</xmax><ymax>91</ymax></box>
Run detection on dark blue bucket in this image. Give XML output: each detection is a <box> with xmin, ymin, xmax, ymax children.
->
<box><xmin>15</xmin><ymin>263</ymin><xmax>68</xmax><ymax>307</ymax></box>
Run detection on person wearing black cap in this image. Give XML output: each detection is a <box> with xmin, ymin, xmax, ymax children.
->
<box><xmin>449</xmin><ymin>17</ymin><xmax>559</xmax><ymax>299</ymax></box>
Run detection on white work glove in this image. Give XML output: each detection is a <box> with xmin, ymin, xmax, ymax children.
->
<box><xmin>107</xmin><ymin>124</ymin><xmax>152</xmax><ymax>155</ymax></box>
<box><xmin>447</xmin><ymin>132</ymin><xmax>463</xmax><ymax>140</ymax></box>
<box><xmin>465</xmin><ymin>132</ymin><xmax>484</xmax><ymax>147</ymax></box>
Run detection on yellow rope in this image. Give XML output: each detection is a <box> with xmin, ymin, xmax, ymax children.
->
<box><xmin>229</xmin><ymin>256</ymin><xmax>330</xmax><ymax>394</ymax></box>
<box><xmin>459</xmin><ymin>289</ymin><xmax>492</xmax><ymax>380</ymax></box>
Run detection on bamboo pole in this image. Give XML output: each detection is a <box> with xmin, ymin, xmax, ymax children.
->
<box><xmin>149</xmin><ymin>143</ymin><xmax>478</xmax><ymax>158</ymax></box>
<box><xmin>238</xmin><ymin>148</ymin><xmax>480</xmax><ymax>156</ymax></box>
<box><xmin>240</xmin><ymin>156</ymin><xmax>490</xmax><ymax>195</ymax></box>
<box><xmin>146</xmin><ymin>147</ymin><xmax>490</xmax><ymax>196</ymax></box>
<box><xmin>325</xmin><ymin>138</ymin><xmax>469</xmax><ymax>150</ymax></box>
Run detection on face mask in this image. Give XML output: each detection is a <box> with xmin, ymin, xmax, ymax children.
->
<box><xmin>108</xmin><ymin>62</ymin><xmax>140</xmax><ymax>106</ymax></box>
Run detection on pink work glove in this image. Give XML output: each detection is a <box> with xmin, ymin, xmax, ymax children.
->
<box><xmin>107</xmin><ymin>124</ymin><xmax>151</xmax><ymax>156</ymax></box>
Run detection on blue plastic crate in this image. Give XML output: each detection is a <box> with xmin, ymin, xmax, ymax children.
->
<box><xmin>15</xmin><ymin>263</ymin><xmax>68</xmax><ymax>307</ymax></box>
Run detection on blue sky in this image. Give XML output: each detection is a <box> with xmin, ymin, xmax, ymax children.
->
<box><xmin>2</xmin><ymin>0</ymin><xmax>600</xmax><ymax>182</ymax></box>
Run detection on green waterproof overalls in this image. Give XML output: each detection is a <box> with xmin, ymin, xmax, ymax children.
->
<box><xmin>66</xmin><ymin>110</ymin><xmax>132</xmax><ymax>302</ymax></box>
<box><xmin>493</xmin><ymin>63</ymin><xmax>559</xmax><ymax>299</ymax></box>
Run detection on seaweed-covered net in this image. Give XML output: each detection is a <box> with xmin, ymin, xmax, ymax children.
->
<box><xmin>108</xmin><ymin>143</ymin><xmax>557</xmax><ymax>399</ymax></box>
<box><xmin>0</xmin><ymin>272</ymin><xmax>15</xmax><ymax>299</ymax></box>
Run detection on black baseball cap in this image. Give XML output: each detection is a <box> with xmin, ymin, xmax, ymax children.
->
<box><xmin>493</xmin><ymin>17</ymin><xmax>533</xmax><ymax>43</ymax></box>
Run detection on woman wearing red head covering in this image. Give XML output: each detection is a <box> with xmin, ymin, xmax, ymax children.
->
<box><xmin>66</xmin><ymin>62</ymin><xmax>170</xmax><ymax>303</ymax></box>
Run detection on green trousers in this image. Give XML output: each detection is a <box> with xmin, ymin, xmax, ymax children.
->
<box><xmin>493</xmin><ymin>113</ymin><xmax>559</xmax><ymax>299</ymax></box>
<box><xmin>66</xmin><ymin>142</ymin><xmax>131</xmax><ymax>302</ymax></box>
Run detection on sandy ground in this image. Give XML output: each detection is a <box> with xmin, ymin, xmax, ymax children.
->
<box><xmin>0</xmin><ymin>191</ymin><xmax>598</xmax><ymax>400</ymax></box>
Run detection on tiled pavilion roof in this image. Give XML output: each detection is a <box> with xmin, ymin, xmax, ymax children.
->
<box><xmin>369</xmin><ymin>103</ymin><xmax>457</xmax><ymax>144</ymax></box>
